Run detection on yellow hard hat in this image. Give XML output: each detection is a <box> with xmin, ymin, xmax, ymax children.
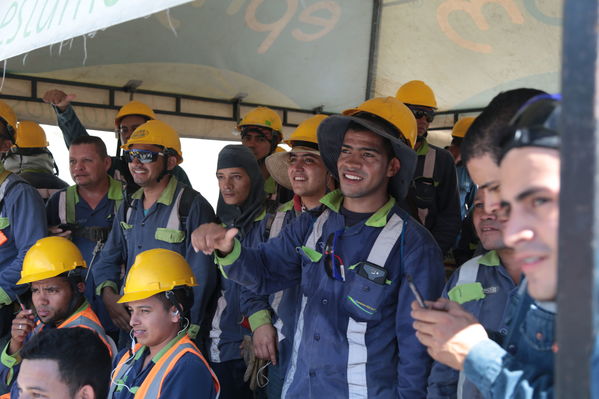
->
<box><xmin>118</xmin><ymin>249</ymin><xmax>198</xmax><ymax>303</ymax></box>
<box><xmin>15</xmin><ymin>121</ymin><xmax>49</xmax><ymax>148</ymax></box>
<box><xmin>114</xmin><ymin>101</ymin><xmax>157</xmax><ymax>129</ymax></box>
<box><xmin>274</xmin><ymin>146</ymin><xmax>287</xmax><ymax>153</ymax></box>
<box><xmin>238</xmin><ymin>107</ymin><xmax>282</xmax><ymax>134</ymax></box>
<box><xmin>343</xmin><ymin>97</ymin><xmax>417</xmax><ymax>148</ymax></box>
<box><xmin>122</xmin><ymin>120</ymin><xmax>183</xmax><ymax>161</ymax></box>
<box><xmin>18</xmin><ymin>237</ymin><xmax>86</xmax><ymax>285</ymax></box>
<box><xmin>284</xmin><ymin>114</ymin><xmax>328</xmax><ymax>146</ymax></box>
<box><xmin>0</xmin><ymin>100</ymin><xmax>17</xmax><ymax>139</ymax></box>
<box><xmin>451</xmin><ymin>116</ymin><xmax>476</xmax><ymax>139</ymax></box>
<box><xmin>395</xmin><ymin>80</ymin><xmax>438</xmax><ymax>109</ymax></box>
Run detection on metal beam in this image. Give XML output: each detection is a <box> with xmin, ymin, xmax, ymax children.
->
<box><xmin>0</xmin><ymin>73</ymin><xmax>331</xmax><ymax>129</ymax></box>
<box><xmin>557</xmin><ymin>1</ymin><xmax>598</xmax><ymax>397</ymax></box>
<box><xmin>365</xmin><ymin>0</ymin><xmax>382</xmax><ymax>100</ymax></box>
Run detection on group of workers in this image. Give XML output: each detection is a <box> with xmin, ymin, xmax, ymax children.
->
<box><xmin>0</xmin><ymin>79</ymin><xmax>560</xmax><ymax>399</ymax></box>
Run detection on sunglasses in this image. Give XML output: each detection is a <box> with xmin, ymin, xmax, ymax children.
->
<box><xmin>410</xmin><ymin>109</ymin><xmax>435</xmax><ymax>123</ymax></box>
<box><xmin>124</xmin><ymin>149</ymin><xmax>164</xmax><ymax>164</ymax></box>
<box><xmin>324</xmin><ymin>229</ymin><xmax>345</xmax><ymax>282</ymax></box>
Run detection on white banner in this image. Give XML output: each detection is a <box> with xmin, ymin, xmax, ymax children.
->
<box><xmin>0</xmin><ymin>0</ymin><xmax>192</xmax><ymax>61</ymax></box>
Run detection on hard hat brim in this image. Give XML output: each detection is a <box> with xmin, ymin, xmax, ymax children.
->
<box><xmin>265</xmin><ymin>147</ymin><xmax>321</xmax><ymax>190</ymax></box>
<box><xmin>317</xmin><ymin>115</ymin><xmax>417</xmax><ymax>200</ymax></box>
<box><xmin>17</xmin><ymin>268</ymin><xmax>81</xmax><ymax>285</ymax></box>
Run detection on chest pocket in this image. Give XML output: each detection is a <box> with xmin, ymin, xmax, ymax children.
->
<box><xmin>155</xmin><ymin>227</ymin><xmax>185</xmax><ymax>243</ymax></box>
<box><xmin>341</xmin><ymin>214</ymin><xmax>405</xmax><ymax>322</ymax></box>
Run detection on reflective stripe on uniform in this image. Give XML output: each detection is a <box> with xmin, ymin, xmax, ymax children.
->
<box><xmin>417</xmin><ymin>147</ymin><xmax>436</xmax><ymax>224</ymax></box>
<box><xmin>109</xmin><ymin>336</ymin><xmax>220</xmax><ymax>398</ymax></box>
<box><xmin>346</xmin><ymin>213</ymin><xmax>404</xmax><ymax>398</ymax></box>
<box><xmin>283</xmin><ymin>210</ymin><xmax>405</xmax><ymax>398</ymax></box>
<box><xmin>209</xmin><ymin>291</ymin><xmax>227</xmax><ymax>363</ymax></box>
<box><xmin>282</xmin><ymin>210</ymin><xmax>328</xmax><ymax>397</ymax></box>
<box><xmin>268</xmin><ymin>211</ymin><xmax>287</xmax><ymax>239</ymax></box>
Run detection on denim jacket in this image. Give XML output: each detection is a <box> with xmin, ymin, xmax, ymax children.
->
<box><xmin>463</xmin><ymin>280</ymin><xmax>555</xmax><ymax>398</ymax></box>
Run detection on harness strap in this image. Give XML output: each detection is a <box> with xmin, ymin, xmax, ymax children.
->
<box><xmin>417</xmin><ymin>147</ymin><xmax>436</xmax><ymax>224</ymax></box>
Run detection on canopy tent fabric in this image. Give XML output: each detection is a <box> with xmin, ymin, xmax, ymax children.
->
<box><xmin>0</xmin><ymin>0</ymin><xmax>562</xmax><ymax>141</ymax></box>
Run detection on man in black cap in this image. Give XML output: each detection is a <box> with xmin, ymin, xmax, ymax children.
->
<box><xmin>412</xmin><ymin>94</ymin><xmax>560</xmax><ymax>398</ymax></box>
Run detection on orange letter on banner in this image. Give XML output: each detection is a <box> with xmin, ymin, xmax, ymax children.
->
<box><xmin>292</xmin><ymin>1</ymin><xmax>341</xmax><ymax>42</ymax></box>
<box><xmin>437</xmin><ymin>0</ymin><xmax>524</xmax><ymax>53</ymax></box>
<box><xmin>245</xmin><ymin>0</ymin><xmax>298</xmax><ymax>54</ymax></box>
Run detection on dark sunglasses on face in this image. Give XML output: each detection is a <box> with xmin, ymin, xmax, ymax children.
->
<box><xmin>124</xmin><ymin>149</ymin><xmax>164</xmax><ymax>164</ymax></box>
<box><xmin>411</xmin><ymin>109</ymin><xmax>435</xmax><ymax>123</ymax></box>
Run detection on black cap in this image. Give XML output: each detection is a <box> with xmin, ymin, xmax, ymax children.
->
<box><xmin>499</xmin><ymin>94</ymin><xmax>561</xmax><ymax>162</ymax></box>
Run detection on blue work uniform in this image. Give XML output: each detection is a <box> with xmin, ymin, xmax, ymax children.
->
<box><xmin>52</xmin><ymin>104</ymin><xmax>192</xmax><ymax>190</ymax></box>
<box><xmin>0</xmin><ymin>167</ymin><xmax>46</xmax><ymax>308</ymax></box>
<box><xmin>45</xmin><ymin>176</ymin><xmax>124</xmax><ymax>331</ymax></box>
<box><xmin>408</xmin><ymin>140</ymin><xmax>461</xmax><ymax>255</ymax></box>
<box><xmin>241</xmin><ymin>197</ymin><xmax>320</xmax><ymax>398</ymax></box>
<box><xmin>109</xmin><ymin>334</ymin><xmax>219</xmax><ymax>399</ymax></box>
<box><xmin>427</xmin><ymin>250</ymin><xmax>519</xmax><ymax>399</ymax></box>
<box><xmin>216</xmin><ymin>190</ymin><xmax>445</xmax><ymax>398</ymax></box>
<box><xmin>92</xmin><ymin>176</ymin><xmax>217</xmax><ymax>330</ymax></box>
<box><xmin>463</xmin><ymin>279</ymin><xmax>555</xmax><ymax>398</ymax></box>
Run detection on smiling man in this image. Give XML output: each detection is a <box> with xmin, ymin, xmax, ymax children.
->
<box><xmin>427</xmin><ymin>188</ymin><xmax>521</xmax><ymax>398</ymax></box>
<box><xmin>192</xmin><ymin>97</ymin><xmax>445</xmax><ymax>398</ymax></box>
<box><xmin>90</xmin><ymin>120</ymin><xmax>216</xmax><ymax>345</ymax></box>
<box><xmin>0</xmin><ymin>237</ymin><xmax>114</xmax><ymax>398</ymax></box>
<box><xmin>411</xmin><ymin>94</ymin><xmax>560</xmax><ymax>398</ymax></box>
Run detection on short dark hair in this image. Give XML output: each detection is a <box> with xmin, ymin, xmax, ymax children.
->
<box><xmin>70</xmin><ymin>136</ymin><xmax>108</xmax><ymax>158</ymax></box>
<box><xmin>20</xmin><ymin>327</ymin><xmax>111</xmax><ymax>398</ymax></box>
<box><xmin>155</xmin><ymin>287</ymin><xmax>194</xmax><ymax>320</ymax></box>
<box><xmin>461</xmin><ymin>88</ymin><xmax>546</xmax><ymax>165</ymax></box>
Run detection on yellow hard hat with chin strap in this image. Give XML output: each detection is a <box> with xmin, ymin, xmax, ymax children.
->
<box><xmin>15</xmin><ymin>121</ymin><xmax>49</xmax><ymax>148</ymax></box>
<box><xmin>118</xmin><ymin>249</ymin><xmax>198</xmax><ymax>303</ymax></box>
<box><xmin>395</xmin><ymin>80</ymin><xmax>438</xmax><ymax>109</ymax></box>
<box><xmin>238</xmin><ymin>107</ymin><xmax>283</xmax><ymax>135</ymax></box>
<box><xmin>451</xmin><ymin>116</ymin><xmax>476</xmax><ymax>139</ymax></box>
<box><xmin>343</xmin><ymin>97</ymin><xmax>417</xmax><ymax>148</ymax></box>
<box><xmin>123</xmin><ymin>120</ymin><xmax>183</xmax><ymax>162</ymax></box>
<box><xmin>18</xmin><ymin>237</ymin><xmax>86</xmax><ymax>285</ymax></box>
<box><xmin>0</xmin><ymin>100</ymin><xmax>17</xmax><ymax>142</ymax></box>
<box><xmin>114</xmin><ymin>101</ymin><xmax>157</xmax><ymax>129</ymax></box>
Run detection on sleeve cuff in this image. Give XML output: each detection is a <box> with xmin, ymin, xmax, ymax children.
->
<box><xmin>96</xmin><ymin>281</ymin><xmax>119</xmax><ymax>297</ymax></box>
<box><xmin>54</xmin><ymin>104</ymin><xmax>73</xmax><ymax>119</ymax></box>
<box><xmin>464</xmin><ymin>339</ymin><xmax>506</xmax><ymax>395</ymax></box>
<box><xmin>215</xmin><ymin>239</ymin><xmax>241</xmax><ymax>267</ymax></box>
<box><xmin>249</xmin><ymin>310</ymin><xmax>272</xmax><ymax>332</ymax></box>
<box><xmin>1</xmin><ymin>341</ymin><xmax>20</xmax><ymax>385</ymax></box>
<box><xmin>0</xmin><ymin>288</ymin><xmax>11</xmax><ymax>306</ymax></box>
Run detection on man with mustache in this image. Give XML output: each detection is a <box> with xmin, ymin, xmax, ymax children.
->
<box><xmin>0</xmin><ymin>237</ymin><xmax>115</xmax><ymax>398</ymax></box>
<box><xmin>46</xmin><ymin>135</ymin><xmax>123</xmax><ymax>335</ymax></box>
<box><xmin>90</xmin><ymin>120</ymin><xmax>216</xmax><ymax>345</ymax></box>
<box><xmin>427</xmin><ymin>188</ymin><xmax>521</xmax><ymax>398</ymax></box>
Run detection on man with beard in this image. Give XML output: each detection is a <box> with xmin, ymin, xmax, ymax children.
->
<box><xmin>91</xmin><ymin>120</ymin><xmax>216</xmax><ymax>344</ymax></box>
<box><xmin>0</xmin><ymin>237</ymin><xmax>115</xmax><ymax>397</ymax></box>
<box><xmin>42</xmin><ymin>90</ymin><xmax>191</xmax><ymax>193</ymax></box>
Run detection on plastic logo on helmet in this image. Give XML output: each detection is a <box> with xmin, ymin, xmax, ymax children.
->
<box><xmin>130</xmin><ymin>129</ymin><xmax>149</xmax><ymax>140</ymax></box>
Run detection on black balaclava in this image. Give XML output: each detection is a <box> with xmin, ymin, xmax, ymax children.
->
<box><xmin>216</xmin><ymin>145</ymin><xmax>266</xmax><ymax>237</ymax></box>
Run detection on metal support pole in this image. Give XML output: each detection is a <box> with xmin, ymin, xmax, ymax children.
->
<box><xmin>557</xmin><ymin>2</ymin><xmax>598</xmax><ymax>397</ymax></box>
<box><xmin>365</xmin><ymin>0</ymin><xmax>382</xmax><ymax>100</ymax></box>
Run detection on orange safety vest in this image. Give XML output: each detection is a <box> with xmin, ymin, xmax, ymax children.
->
<box><xmin>109</xmin><ymin>335</ymin><xmax>220</xmax><ymax>398</ymax></box>
<box><xmin>32</xmin><ymin>303</ymin><xmax>115</xmax><ymax>357</ymax></box>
